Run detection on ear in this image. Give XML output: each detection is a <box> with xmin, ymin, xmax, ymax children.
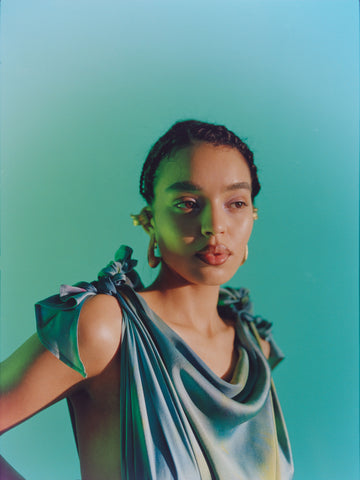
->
<box><xmin>132</xmin><ymin>206</ymin><xmax>155</xmax><ymax>235</ymax></box>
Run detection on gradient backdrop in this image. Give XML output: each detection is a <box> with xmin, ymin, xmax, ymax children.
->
<box><xmin>1</xmin><ymin>1</ymin><xmax>359</xmax><ymax>479</ymax></box>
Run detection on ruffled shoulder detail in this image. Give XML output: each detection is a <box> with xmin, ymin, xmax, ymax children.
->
<box><xmin>35</xmin><ymin>245</ymin><xmax>142</xmax><ymax>377</ymax></box>
<box><xmin>218</xmin><ymin>287</ymin><xmax>285</xmax><ymax>369</ymax></box>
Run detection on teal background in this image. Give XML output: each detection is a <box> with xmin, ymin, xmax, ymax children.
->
<box><xmin>0</xmin><ymin>1</ymin><xmax>358</xmax><ymax>479</ymax></box>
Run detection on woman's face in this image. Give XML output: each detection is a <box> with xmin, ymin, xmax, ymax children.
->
<box><xmin>150</xmin><ymin>142</ymin><xmax>255</xmax><ymax>286</ymax></box>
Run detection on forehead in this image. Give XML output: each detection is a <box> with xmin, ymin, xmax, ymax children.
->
<box><xmin>154</xmin><ymin>143</ymin><xmax>251</xmax><ymax>193</ymax></box>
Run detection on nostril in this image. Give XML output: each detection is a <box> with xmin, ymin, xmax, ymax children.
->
<box><xmin>201</xmin><ymin>226</ymin><xmax>225</xmax><ymax>237</ymax></box>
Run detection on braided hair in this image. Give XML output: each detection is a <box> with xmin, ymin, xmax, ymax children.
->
<box><xmin>140</xmin><ymin>120</ymin><xmax>261</xmax><ymax>205</ymax></box>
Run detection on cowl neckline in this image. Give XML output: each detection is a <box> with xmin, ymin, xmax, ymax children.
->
<box><xmin>35</xmin><ymin>245</ymin><xmax>294</xmax><ymax>479</ymax></box>
<box><xmin>118</xmin><ymin>286</ymin><xmax>271</xmax><ymax>406</ymax></box>
<box><xmin>133</xmin><ymin>290</ymin><xmax>249</xmax><ymax>385</ymax></box>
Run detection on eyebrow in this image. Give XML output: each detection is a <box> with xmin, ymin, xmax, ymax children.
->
<box><xmin>166</xmin><ymin>181</ymin><xmax>251</xmax><ymax>192</ymax></box>
<box><xmin>225</xmin><ymin>182</ymin><xmax>251</xmax><ymax>192</ymax></box>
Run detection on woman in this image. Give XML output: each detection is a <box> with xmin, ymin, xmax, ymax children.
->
<box><xmin>0</xmin><ymin>120</ymin><xmax>293</xmax><ymax>479</ymax></box>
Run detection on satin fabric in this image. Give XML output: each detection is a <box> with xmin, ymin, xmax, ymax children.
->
<box><xmin>35</xmin><ymin>246</ymin><xmax>293</xmax><ymax>479</ymax></box>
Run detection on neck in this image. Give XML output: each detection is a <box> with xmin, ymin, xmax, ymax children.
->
<box><xmin>142</xmin><ymin>264</ymin><xmax>222</xmax><ymax>334</ymax></box>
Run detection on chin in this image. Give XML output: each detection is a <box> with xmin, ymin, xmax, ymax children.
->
<box><xmin>195</xmin><ymin>272</ymin><xmax>236</xmax><ymax>286</ymax></box>
<box><xmin>161</xmin><ymin>255</ymin><xmax>243</xmax><ymax>287</ymax></box>
<box><xmin>186</xmin><ymin>264</ymin><xmax>241</xmax><ymax>286</ymax></box>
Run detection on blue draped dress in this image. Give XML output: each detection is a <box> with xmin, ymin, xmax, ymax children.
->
<box><xmin>35</xmin><ymin>246</ymin><xmax>294</xmax><ymax>480</ymax></box>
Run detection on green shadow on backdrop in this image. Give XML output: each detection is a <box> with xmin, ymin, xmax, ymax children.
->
<box><xmin>0</xmin><ymin>1</ymin><xmax>359</xmax><ymax>479</ymax></box>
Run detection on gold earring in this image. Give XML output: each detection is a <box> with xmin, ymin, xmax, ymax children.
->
<box><xmin>131</xmin><ymin>207</ymin><xmax>153</xmax><ymax>230</ymax></box>
<box><xmin>148</xmin><ymin>235</ymin><xmax>161</xmax><ymax>268</ymax></box>
<box><xmin>130</xmin><ymin>214</ymin><xmax>141</xmax><ymax>226</ymax></box>
<box><xmin>253</xmin><ymin>208</ymin><xmax>259</xmax><ymax>220</ymax></box>
<box><xmin>241</xmin><ymin>245</ymin><xmax>248</xmax><ymax>265</ymax></box>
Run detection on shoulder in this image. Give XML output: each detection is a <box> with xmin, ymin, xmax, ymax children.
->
<box><xmin>218</xmin><ymin>286</ymin><xmax>273</xmax><ymax>362</ymax></box>
<box><xmin>77</xmin><ymin>294</ymin><xmax>123</xmax><ymax>377</ymax></box>
<box><xmin>218</xmin><ymin>286</ymin><xmax>253</xmax><ymax>319</ymax></box>
<box><xmin>35</xmin><ymin>245</ymin><xmax>140</xmax><ymax>377</ymax></box>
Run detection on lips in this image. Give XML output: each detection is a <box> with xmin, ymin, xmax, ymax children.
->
<box><xmin>195</xmin><ymin>244</ymin><xmax>231</xmax><ymax>266</ymax></box>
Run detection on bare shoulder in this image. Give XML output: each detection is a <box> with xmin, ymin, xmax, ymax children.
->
<box><xmin>77</xmin><ymin>294</ymin><xmax>123</xmax><ymax>377</ymax></box>
<box><xmin>0</xmin><ymin>295</ymin><xmax>122</xmax><ymax>434</ymax></box>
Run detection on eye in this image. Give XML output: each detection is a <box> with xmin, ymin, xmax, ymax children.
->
<box><xmin>174</xmin><ymin>199</ymin><xmax>199</xmax><ymax>212</ymax></box>
<box><xmin>229</xmin><ymin>200</ymin><xmax>247</xmax><ymax>209</ymax></box>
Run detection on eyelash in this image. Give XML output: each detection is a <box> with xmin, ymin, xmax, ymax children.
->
<box><xmin>174</xmin><ymin>199</ymin><xmax>247</xmax><ymax>212</ymax></box>
<box><xmin>175</xmin><ymin>200</ymin><xmax>199</xmax><ymax>212</ymax></box>
<box><xmin>230</xmin><ymin>201</ymin><xmax>247</xmax><ymax>209</ymax></box>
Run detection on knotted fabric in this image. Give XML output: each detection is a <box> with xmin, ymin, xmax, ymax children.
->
<box><xmin>35</xmin><ymin>245</ymin><xmax>293</xmax><ymax>479</ymax></box>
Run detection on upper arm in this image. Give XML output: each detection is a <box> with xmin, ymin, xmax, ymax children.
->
<box><xmin>0</xmin><ymin>333</ymin><xmax>84</xmax><ymax>433</ymax></box>
<box><xmin>258</xmin><ymin>337</ymin><xmax>271</xmax><ymax>360</ymax></box>
<box><xmin>76</xmin><ymin>294</ymin><xmax>123</xmax><ymax>377</ymax></box>
<box><xmin>0</xmin><ymin>294</ymin><xmax>122</xmax><ymax>434</ymax></box>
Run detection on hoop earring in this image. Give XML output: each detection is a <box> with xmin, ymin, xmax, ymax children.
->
<box><xmin>148</xmin><ymin>235</ymin><xmax>161</xmax><ymax>268</ymax></box>
<box><xmin>241</xmin><ymin>245</ymin><xmax>248</xmax><ymax>265</ymax></box>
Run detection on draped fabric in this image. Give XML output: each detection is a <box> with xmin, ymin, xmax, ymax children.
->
<box><xmin>35</xmin><ymin>246</ymin><xmax>294</xmax><ymax>480</ymax></box>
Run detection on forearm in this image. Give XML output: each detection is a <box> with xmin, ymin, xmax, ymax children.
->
<box><xmin>0</xmin><ymin>455</ymin><xmax>26</xmax><ymax>480</ymax></box>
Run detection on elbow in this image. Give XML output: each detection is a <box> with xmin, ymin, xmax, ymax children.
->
<box><xmin>0</xmin><ymin>395</ymin><xmax>13</xmax><ymax>435</ymax></box>
<box><xmin>0</xmin><ymin>391</ymin><xmax>25</xmax><ymax>435</ymax></box>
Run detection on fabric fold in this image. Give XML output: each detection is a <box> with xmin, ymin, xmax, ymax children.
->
<box><xmin>35</xmin><ymin>245</ymin><xmax>293</xmax><ymax>479</ymax></box>
<box><xmin>35</xmin><ymin>245</ymin><xmax>141</xmax><ymax>377</ymax></box>
<box><xmin>218</xmin><ymin>287</ymin><xmax>285</xmax><ymax>369</ymax></box>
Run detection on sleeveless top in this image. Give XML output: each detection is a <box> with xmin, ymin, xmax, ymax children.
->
<box><xmin>35</xmin><ymin>245</ymin><xmax>294</xmax><ymax>480</ymax></box>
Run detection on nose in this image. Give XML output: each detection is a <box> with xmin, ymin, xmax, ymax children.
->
<box><xmin>200</xmin><ymin>203</ymin><xmax>225</xmax><ymax>237</ymax></box>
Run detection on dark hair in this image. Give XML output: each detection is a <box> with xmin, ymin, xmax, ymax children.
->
<box><xmin>140</xmin><ymin>120</ymin><xmax>261</xmax><ymax>204</ymax></box>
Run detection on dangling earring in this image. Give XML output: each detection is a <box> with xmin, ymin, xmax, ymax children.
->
<box><xmin>241</xmin><ymin>245</ymin><xmax>248</xmax><ymax>265</ymax></box>
<box><xmin>148</xmin><ymin>235</ymin><xmax>161</xmax><ymax>268</ymax></box>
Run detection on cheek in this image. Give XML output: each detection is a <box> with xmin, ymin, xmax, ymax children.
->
<box><xmin>230</xmin><ymin>214</ymin><xmax>254</xmax><ymax>239</ymax></box>
<box><xmin>156</xmin><ymin>227</ymin><xmax>194</xmax><ymax>254</ymax></box>
<box><xmin>154</xmin><ymin>211</ymin><xmax>197</xmax><ymax>248</ymax></box>
<box><xmin>244</xmin><ymin>217</ymin><xmax>254</xmax><ymax>239</ymax></box>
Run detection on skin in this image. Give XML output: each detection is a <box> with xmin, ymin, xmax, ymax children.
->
<box><xmin>139</xmin><ymin>143</ymin><xmax>259</xmax><ymax>375</ymax></box>
<box><xmin>0</xmin><ymin>142</ymin><xmax>269</xmax><ymax>479</ymax></box>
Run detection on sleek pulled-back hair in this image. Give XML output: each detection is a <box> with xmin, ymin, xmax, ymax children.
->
<box><xmin>140</xmin><ymin>120</ymin><xmax>261</xmax><ymax>205</ymax></box>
